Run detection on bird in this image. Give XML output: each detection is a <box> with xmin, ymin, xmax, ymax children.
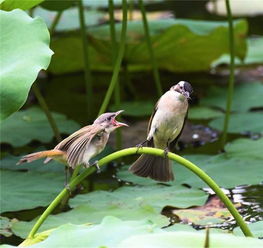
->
<box><xmin>17</xmin><ymin>111</ymin><xmax>128</xmax><ymax>169</ymax></box>
<box><xmin>129</xmin><ymin>81</ymin><xmax>193</xmax><ymax>182</ymax></box>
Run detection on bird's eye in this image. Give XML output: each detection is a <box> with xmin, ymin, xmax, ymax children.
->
<box><xmin>107</xmin><ymin>116</ymin><xmax>112</xmax><ymax>121</ymax></box>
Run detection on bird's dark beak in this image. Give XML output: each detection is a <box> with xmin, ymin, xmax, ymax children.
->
<box><xmin>113</xmin><ymin>110</ymin><xmax>129</xmax><ymax>127</ymax></box>
<box><xmin>182</xmin><ymin>91</ymin><xmax>191</xmax><ymax>99</ymax></box>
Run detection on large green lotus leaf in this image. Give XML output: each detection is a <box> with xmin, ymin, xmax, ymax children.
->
<box><xmin>0</xmin><ymin>0</ymin><xmax>44</xmax><ymax>10</ymax></box>
<box><xmin>118</xmin><ymin>232</ymin><xmax>263</xmax><ymax>248</ymax></box>
<box><xmin>70</xmin><ymin>185</ymin><xmax>207</xmax><ymax>209</ymax></box>
<box><xmin>0</xmin><ymin>107</ymin><xmax>80</xmax><ymax>147</ymax></box>
<box><xmin>0</xmin><ymin>154</ymin><xmax>64</xmax><ymax>173</ymax></box>
<box><xmin>12</xmin><ymin>185</ymin><xmax>206</xmax><ymax>238</ymax></box>
<box><xmin>234</xmin><ymin>221</ymin><xmax>263</xmax><ymax>238</ymax></box>
<box><xmin>117</xmin><ymin>138</ymin><xmax>263</xmax><ymax>188</ymax></box>
<box><xmin>34</xmin><ymin>7</ymin><xmax>104</xmax><ymax>31</ymax></box>
<box><xmin>25</xmin><ymin>216</ymin><xmax>161</xmax><ymax>248</ymax></box>
<box><xmin>48</xmin><ymin>19</ymin><xmax>247</xmax><ymax>74</ymax></box>
<box><xmin>0</xmin><ymin>169</ymin><xmax>64</xmax><ymax>213</ymax></box>
<box><xmin>0</xmin><ymin>9</ymin><xmax>53</xmax><ymax>120</ymax></box>
<box><xmin>12</xmin><ymin>205</ymin><xmax>168</xmax><ymax>239</ymax></box>
<box><xmin>200</xmin><ymin>82</ymin><xmax>263</xmax><ymax>112</ymax></box>
<box><xmin>212</xmin><ymin>37</ymin><xmax>263</xmax><ymax>66</ymax></box>
<box><xmin>209</xmin><ymin>112</ymin><xmax>263</xmax><ymax>134</ymax></box>
<box><xmin>188</xmin><ymin>106</ymin><xmax>224</xmax><ymax>120</ymax></box>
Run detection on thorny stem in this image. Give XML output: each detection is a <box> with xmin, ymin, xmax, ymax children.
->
<box><xmin>221</xmin><ymin>0</ymin><xmax>235</xmax><ymax>148</ymax></box>
<box><xmin>26</xmin><ymin>147</ymin><xmax>253</xmax><ymax>239</ymax></box>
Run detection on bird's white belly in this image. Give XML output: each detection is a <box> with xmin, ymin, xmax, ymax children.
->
<box><xmin>82</xmin><ymin>143</ymin><xmax>104</xmax><ymax>166</ymax></box>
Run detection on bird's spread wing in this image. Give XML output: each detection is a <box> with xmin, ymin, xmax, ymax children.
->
<box><xmin>66</xmin><ymin>125</ymin><xmax>104</xmax><ymax>168</ymax></box>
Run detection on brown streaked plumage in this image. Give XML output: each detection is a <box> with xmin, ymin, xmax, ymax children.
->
<box><xmin>129</xmin><ymin>81</ymin><xmax>193</xmax><ymax>182</ymax></box>
<box><xmin>17</xmin><ymin>111</ymin><xmax>128</xmax><ymax>168</ymax></box>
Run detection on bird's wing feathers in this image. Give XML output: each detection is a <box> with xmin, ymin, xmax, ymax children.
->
<box><xmin>66</xmin><ymin>125</ymin><xmax>104</xmax><ymax>167</ymax></box>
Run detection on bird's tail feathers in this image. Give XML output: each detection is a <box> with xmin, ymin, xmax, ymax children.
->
<box><xmin>129</xmin><ymin>154</ymin><xmax>174</xmax><ymax>182</ymax></box>
<box><xmin>17</xmin><ymin>150</ymin><xmax>65</xmax><ymax>165</ymax></box>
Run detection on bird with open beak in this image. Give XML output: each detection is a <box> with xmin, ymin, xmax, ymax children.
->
<box><xmin>17</xmin><ymin>111</ymin><xmax>128</xmax><ymax>169</ymax></box>
<box><xmin>129</xmin><ymin>81</ymin><xmax>193</xmax><ymax>182</ymax></box>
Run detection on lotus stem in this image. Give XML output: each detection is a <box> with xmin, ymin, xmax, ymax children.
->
<box><xmin>221</xmin><ymin>0</ymin><xmax>235</xmax><ymax>148</ymax></box>
<box><xmin>32</xmin><ymin>84</ymin><xmax>62</xmax><ymax>142</ymax></box>
<box><xmin>138</xmin><ymin>0</ymin><xmax>162</xmax><ymax>97</ymax></box>
<box><xmin>109</xmin><ymin>0</ymin><xmax>122</xmax><ymax>149</ymax></box>
<box><xmin>26</xmin><ymin>147</ymin><xmax>253</xmax><ymax>239</ymax></box>
<box><xmin>98</xmin><ymin>0</ymin><xmax>127</xmax><ymax>115</ymax></box>
<box><xmin>77</xmin><ymin>0</ymin><xmax>93</xmax><ymax>116</ymax></box>
<box><xmin>49</xmin><ymin>10</ymin><xmax>63</xmax><ymax>35</ymax></box>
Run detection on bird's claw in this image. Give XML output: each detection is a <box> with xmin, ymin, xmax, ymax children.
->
<box><xmin>136</xmin><ymin>140</ymin><xmax>147</xmax><ymax>154</ymax></box>
<box><xmin>92</xmin><ymin>161</ymin><xmax>101</xmax><ymax>173</ymax></box>
<box><xmin>65</xmin><ymin>183</ymin><xmax>72</xmax><ymax>195</ymax></box>
<box><xmin>164</xmin><ymin>147</ymin><xmax>169</xmax><ymax>157</ymax></box>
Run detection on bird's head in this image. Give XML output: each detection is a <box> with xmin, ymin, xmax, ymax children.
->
<box><xmin>94</xmin><ymin>110</ymin><xmax>128</xmax><ymax>132</ymax></box>
<box><xmin>170</xmin><ymin>81</ymin><xmax>193</xmax><ymax>99</ymax></box>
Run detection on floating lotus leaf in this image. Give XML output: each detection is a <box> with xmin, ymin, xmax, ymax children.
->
<box><xmin>0</xmin><ymin>107</ymin><xmax>80</xmax><ymax>147</ymax></box>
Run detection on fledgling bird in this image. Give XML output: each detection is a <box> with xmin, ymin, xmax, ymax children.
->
<box><xmin>129</xmin><ymin>81</ymin><xmax>193</xmax><ymax>182</ymax></box>
<box><xmin>17</xmin><ymin>111</ymin><xmax>128</xmax><ymax>168</ymax></box>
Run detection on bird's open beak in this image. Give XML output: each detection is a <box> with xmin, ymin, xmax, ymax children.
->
<box><xmin>113</xmin><ymin>110</ymin><xmax>129</xmax><ymax>127</ymax></box>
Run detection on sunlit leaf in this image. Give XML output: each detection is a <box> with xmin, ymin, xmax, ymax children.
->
<box><xmin>209</xmin><ymin>112</ymin><xmax>263</xmax><ymax>134</ymax></box>
<box><xmin>24</xmin><ymin>217</ymin><xmax>161</xmax><ymax>248</ymax></box>
<box><xmin>0</xmin><ymin>9</ymin><xmax>53</xmax><ymax>120</ymax></box>
<box><xmin>119</xmin><ymin>231</ymin><xmax>263</xmax><ymax>248</ymax></box>
<box><xmin>117</xmin><ymin>138</ymin><xmax>263</xmax><ymax>188</ymax></box>
<box><xmin>0</xmin><ymin>0</ymin><xmax>44</xmax><ymax>10</ymax></box>
<box><xmin>12</xmin><ymin>185</ymin><xmax>206</xmax><ymax>238</ymax></box>
<box><xmin>1</xmin><ymin>169</ymin><xmax>64</xmax><ymax>213</ymax></box>
<box><xmin>12</xmin><ymin>205</ymin><xmax>168</xmax><ymax>239</ymax></box>
<box><xmin>200</xmin><ymin>82</ymin><xmax>263</xmax><ymax>112</ymax></box>
<box><xmin>0</xmin><ymin>107</ymin><xmax>80</xmax><ymax>147</ymax></box>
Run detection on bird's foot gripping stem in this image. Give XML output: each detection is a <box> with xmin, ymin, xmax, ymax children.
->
<box><xmin>92</xmin><ymin>160</ymin><xmax>101</xmax><ymax>173</ymax></box>
<box><xmin>135</xmin><ymin>140</ymin><xmax>148</xmax><ymax>154</ymax></box>
<box><xmin>64</xmin><ymin>183</ymin><xmax>72</xmax><ymax>195</ymax></box>
<box><xmin>164</xmin><ymin>147</ymin><xmax>169</xmax><ymax>157</ymax></box>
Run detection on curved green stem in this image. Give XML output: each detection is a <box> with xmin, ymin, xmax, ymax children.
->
<box><xmin>138</xmin><ymin>0</ymin><xmax>162</xmax><ymax>97</ymax></box>
<box><xmin>221</xmin><ymin>0</ymin><xmax>235</xmax><ymax>148</ymax></box>
<box><xmin>78</xmin><ymin>0</ymin><xmax>93</xmax><ymax>115</ymax></box>
<box><xmin>32</xmin><ymin>84</ymin><xmax>62</xmax><ymax>142</ymax></box>
<box><xmin>27</xmin><ymin>148</ymin><xmax>253</xmax><ymax>239</ymax></box>
<box><xmin>98</xmin><ymin>0</ymin><xmax>127</xmax><ymax>115</ymax></box>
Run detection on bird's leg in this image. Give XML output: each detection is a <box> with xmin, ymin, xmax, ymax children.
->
<box><xmin>64</xmin><ymin>167</ymin><xmax>72</xmax><ymax>195</ymax></box>
<box><xmin>164</xmin><ymin>139</ymin><xmax>170</xmax><ymax>157</ymax></box>
<box><xmin>91</xmin><ymin>160</ymin><xmax>101</xmax><ymax>173</ymax></box>
<box><xmin>136</xmin><ymin>140</ymin><xmax>148</xmax><ymax>153</ymax></box>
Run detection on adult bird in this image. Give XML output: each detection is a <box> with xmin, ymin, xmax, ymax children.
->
<box><xmin>18</xmin><ymin>111</ymin><xmax>128</xmax><ymax>169</ymax></box>
<box><xmin>129</xmin><ymin>81</ymin><xmax>193</xmax><ymax>182</ymax></box>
